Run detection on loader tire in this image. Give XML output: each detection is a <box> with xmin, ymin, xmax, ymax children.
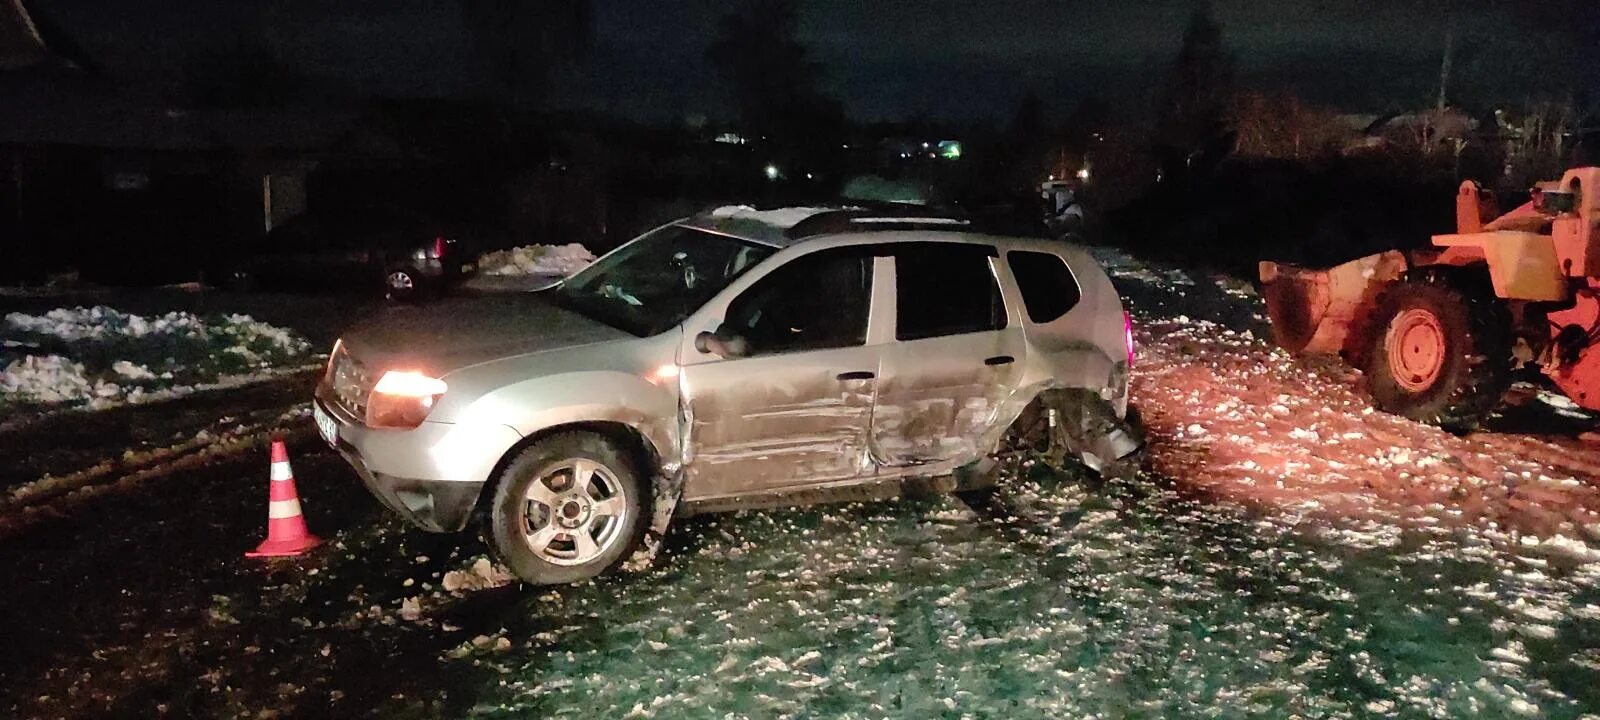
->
<box><xmin>1362</xmin><ymin>278</ymin><xmax>1511</xmax><ymax>433</ymax></box>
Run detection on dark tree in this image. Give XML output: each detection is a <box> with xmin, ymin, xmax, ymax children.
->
<box><xmin>459</xmin><ymin>0</ymin><xmax>592</xmax><ymax>111</ymax></box>
<box><xmin>706</xmin><ymin>0</ymin><xmax>842</xmax><ymax>146</ymax></box>
<box><xmin>1062</xmin><ymin>96</ymin><xmax>1110</xmax><ymax>155</ymax></box>
<box><xmin>1155</xmin><ymin>2</ymin><xmax>1234</xmax><ymax>160</ymax></box>
<box><xmin>1003</xmin><ymin>91</ymin><xmax>1050</xmax><ymax>189</ymax></box>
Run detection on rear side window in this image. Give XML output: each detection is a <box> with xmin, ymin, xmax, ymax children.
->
<box><xmin>1006</xmin><ymin>250</ymin><xmax>1081</xmax><ymax>323</ymax></box>
<box><xmin>894</xmin><ymin>243</ymin><xmax>1006</xmax><ymax>340</ymax></box>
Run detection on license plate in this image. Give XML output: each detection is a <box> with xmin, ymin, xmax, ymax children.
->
<box><xmin>313</xmin><ymin>403</ymin><xmax>339</xmax><ymax>447</ymax></box>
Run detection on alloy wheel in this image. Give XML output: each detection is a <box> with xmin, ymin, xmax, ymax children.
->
<box><xmin>520</xmin><ymin>459</ymin><xmax>630</xmax><ymax>566</ymax></box>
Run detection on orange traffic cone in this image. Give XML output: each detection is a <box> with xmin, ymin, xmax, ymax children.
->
<box><xmin>246</xmin><ymin>437</ymin><xmax>322</xmax><ymax>558</ymax></box>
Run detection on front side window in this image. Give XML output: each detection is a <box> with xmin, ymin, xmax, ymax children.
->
<box><xmin>894</xmin><ymin>243</ymin><xmax>1006</xmax><ymax>340</ymax></box>
<box><xmin>555</xmin><ymin>225</ymin><xmax>774</xmax><ymax>337</ymax></box>
<box><xmin>722</xmin><ymin>248</ymin><xmax>871</xmax><ymax>355</ymax></box>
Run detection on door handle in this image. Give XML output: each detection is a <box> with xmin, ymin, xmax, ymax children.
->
<box><xmin>836</xmin><ymin>370</ymin><xmax>876</xmax><ymax>381</ymax></box>
<box><xmin>984</xmin><ymin>355</ymin><xmax>1015</xmax><ymax>366</ymax></box>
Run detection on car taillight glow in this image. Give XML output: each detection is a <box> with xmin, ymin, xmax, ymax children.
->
<box><xmin>431</xmin><ymin>236</ymin><xmax>448</xmax><ymax>259</ymax></box>
<box><xmin>367</xmin><ymin>370</ymin><xmax>447</xmax><ymax>428</ymax></box>
<box><xmin>1123</xmin><ymin>311</ymin><xmax>1135</xmax><ymax>368</ymax></box>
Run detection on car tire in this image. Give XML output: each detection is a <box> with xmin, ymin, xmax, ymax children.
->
<box><xmin>384</xmin><ymin>267</ymin><xmax>426</xmax><ymax>302</ymax></box>
<box><xmin>1363</xmin><ymin>277</ymin><xmax>1511</xmax><ymax>432</ymax></box>
<box><xmin>485</xmin><ymin>432</ymin><xmax>650</xmax><ymax>586</ymax></box>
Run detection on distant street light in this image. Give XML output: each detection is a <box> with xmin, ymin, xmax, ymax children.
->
<box><xmin>764</xmin><ymin>164</ymin><xmax>780</xmax><ymax>180</ymax></box>
<box><xmin>1076</xmin><ymin>167</ymin><xmax>1092</xmax><ymax>181</ymax></box>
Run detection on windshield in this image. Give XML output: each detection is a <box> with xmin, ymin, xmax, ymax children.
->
<box><xmin>552</xmin><ymin>225</ymin><xmax>775</xmax><ymax>337</ymax></box>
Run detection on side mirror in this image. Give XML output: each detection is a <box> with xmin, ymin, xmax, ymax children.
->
<box><xmin>694</xmin><ymin>330</ymin><xmax>717</xmax><ymax>354</ymax></box>
<box><xmin>695</xmin><ymin>329</ymin><xmax>749</xmax><ymax>358</ymax></box>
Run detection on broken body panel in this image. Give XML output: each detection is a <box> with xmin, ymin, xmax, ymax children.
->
<box><xmin>672</xmin><ymin>232</ymin><xmax>1133</xmax><ymax>509</ymax></box>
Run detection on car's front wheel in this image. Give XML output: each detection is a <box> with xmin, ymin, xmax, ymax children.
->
<box><xmin>485</xmin><ymin>432</ymin><xmax>648</xmax><ymax>585</ymax></box>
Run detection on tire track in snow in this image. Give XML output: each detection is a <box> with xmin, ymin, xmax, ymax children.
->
<box><xmin>0</xmin><ymin>407</ymin><xmax>313</xmax><ymax>540</ymax></box>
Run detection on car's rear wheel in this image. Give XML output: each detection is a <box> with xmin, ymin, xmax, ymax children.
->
<box><xmin>485</xmin><ymin>432</ymin><xmax>648</xmax><ymax>585</ymax></box>
<box><xmin>384</xmin><ymin>267</ymin><xmax>426</xmax><ymax>301</ymax></box>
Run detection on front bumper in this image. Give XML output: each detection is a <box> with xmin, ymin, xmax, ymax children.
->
<box><xmin>344</xmin><ymin>455</ymin><xmax>484</xmax><ymax>532</ymax></box>
<box><xmin>314</xmin><ymin>394</ymin><xmax>519</xmax><ymax>532</ymax></box>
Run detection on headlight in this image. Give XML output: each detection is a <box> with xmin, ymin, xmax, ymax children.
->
<box><xmin>367</xmin><ymin>370</ymin><xmax>447</xmax><ymax>428</ymax></box>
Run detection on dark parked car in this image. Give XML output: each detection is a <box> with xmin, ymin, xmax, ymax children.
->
<box><xmin>213</xmin><ymin>212</ymin><xmax>481</xmax><ymax>300</ymax></box>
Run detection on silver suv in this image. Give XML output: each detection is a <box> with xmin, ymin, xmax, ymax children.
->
<box><xmin>313</xmin><ymin>206</ymin><xmax>1140</xmax><ymax>585</ymax></box>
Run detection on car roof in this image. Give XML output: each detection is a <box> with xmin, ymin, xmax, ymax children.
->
<box><xmin>681</xmin><ymin>204</ymin><xmax>980</xmax><ymax>249</ymax></box>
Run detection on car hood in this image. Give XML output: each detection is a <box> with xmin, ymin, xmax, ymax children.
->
<box><xmin>339</xmin><ymin>293</ymin><xmax>635</xmax><ymax>375</ymax></box>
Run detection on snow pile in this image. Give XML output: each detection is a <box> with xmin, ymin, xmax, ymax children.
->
<box><xmin>1</xmin><ymin>355</ymin><xmax>120</xmax><ymax>404</ymax></box>
<box><xmin>709</xmin><ymin>205</ymin><xmax>840</xmax><ymax>228</ymax></box>
<box><xmin>477</xmin><ymin>244</ymin><xmax>596</xmax><ymax>278</ymax></box>
<box><xmin>6</xmin><ymin>305</ymin><xmax>215</xmax><ymax>342</ymax></box>
<box><xmin>1</xmin><ymin>306</ymin><xmax>314</xmax><ymax>410</ymax></box>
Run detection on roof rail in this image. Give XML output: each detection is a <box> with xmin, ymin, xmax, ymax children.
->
<box><xmin>784</xmin><ymin>206</ymin><xmax>972</xmax><ymax>239</ymax></box>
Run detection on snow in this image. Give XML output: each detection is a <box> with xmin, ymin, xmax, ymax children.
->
<box><xmin>850</xmin><ymin>216</ymin><xmax>969</xmax><ymax>225</ymax></box>
<box><xmin>7</xmin><ymin>245</ymin><xmax>1595</xmax><ymax>717</ymax></box>
<box><xmin>477</xmin><ymin>243</ymin><xmax>596</xmax><ymax>278</ymax></box>
<box><xmin>1093</xmin><ymin>245</ymin><xmax>1600</xmax><ymax>540</ymax></box>
<box><xmin>448</xmin><ymin>246</ymin><xmax>1600</xmax><ymax>718</ymax></box>
<box><xmin>1</xmin><ymin>305</ymin><xmax>313</xmax><ymax>410</ymax></box>
<box><xmin>709</xmin><ymin>205</ymin><xmax>839</xmax><ymax>228</ymax></box>
<box><xmin>1</xmin><ymin>355</ymin><xmax>120</xmax><ymax>404</ymax></box>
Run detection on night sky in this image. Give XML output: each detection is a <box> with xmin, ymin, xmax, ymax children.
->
<box><xmin>36</xmin><ymin>0</ymin><xmax>1593</xmax><ymax>123</ymax></box>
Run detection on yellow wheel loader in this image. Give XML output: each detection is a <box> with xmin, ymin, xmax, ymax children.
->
<box><xmin>1259</xmin><ymin>167</ymin><xmax>1600</xmax><ymax>431</ymax></box>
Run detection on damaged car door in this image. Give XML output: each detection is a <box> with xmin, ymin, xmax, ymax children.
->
<box><xmin>679</xmin><ymin>247</ymin><xmax>881</xmax><ymax>500</ymax></box>
<box><xmin>872</xmin><ymin>242</ymin><xmax>1025</xmax><ymax>466</ymax></box>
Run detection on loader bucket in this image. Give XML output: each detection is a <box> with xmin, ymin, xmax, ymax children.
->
<box><xmin>1258</xmin><ymin>251</ymin><xmax>1408</xmax><ymax>357</ymax></box>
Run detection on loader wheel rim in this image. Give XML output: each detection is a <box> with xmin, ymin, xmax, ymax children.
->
<box><xmin>1387</xmin><ymin>308</ymin><xmax>1446</xmax><ymax>392</ymax></box>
